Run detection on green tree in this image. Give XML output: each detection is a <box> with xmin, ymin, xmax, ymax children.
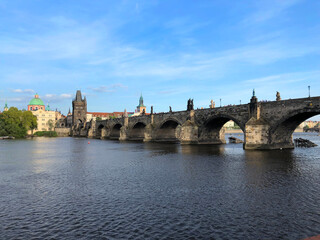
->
<box><xmin>0</xmin><ymin>107</ymin><xmax>26</xmax><ymax>138</ymax></box>
<box><xmin>21</xmin><ymin>111</ymin><xmax>37</xmax><ymax>134</ymax></box>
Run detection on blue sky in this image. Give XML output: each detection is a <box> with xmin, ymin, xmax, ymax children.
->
<box><xmin>1</xmin><ymin>0</ymin><xmax>320</xmax><ymax>117</ymax></box>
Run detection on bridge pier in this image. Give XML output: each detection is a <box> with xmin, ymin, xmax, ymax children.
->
<box><xmin>143</xmin><ymin>124</ymin><xmax>155</xmax><ymax>142</ymax></box>
<box><xmin>244</xmin><ymin>117</ymin><xmax>271</xmax><ymax>150</ymax></box>
<box><xmin>179</xmin><ymin>120</ymin><xmax>199</xmax><ymax>144</ymax></box>
<box><xmin>179</xmin><ymin>110</ymin><xmax>199</xmax><ymax>144</ymax></box>
<box><xmin>100</xmin><ymin>127</ymin><xmax>109</xmax><ymax>139</ymax></box>
<box><xmin>119</xmin><ymin>115</ymin><xmax>129</xmax><ymax>141</ymax></box>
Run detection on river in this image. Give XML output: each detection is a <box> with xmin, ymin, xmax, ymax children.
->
<box><xmin>0</xmin><ymin>133</ymin><xmax>320</xmax><ymax>239</ymax></box>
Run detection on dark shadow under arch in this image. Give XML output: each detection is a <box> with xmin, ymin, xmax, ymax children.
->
<box><xmin>156</xmin><ymin>119</ymin><xmax>180</xmax><ymax>142</ymax></box>
<box><xmin>129</xmin><ymin>122</ymin><xmax>147</xmax><ymax>141</ymax></box>
<box><xmin>110</xmin><ymin>123</ymin><xmax>122</xmax><ymax>139</ymax></box>
<box><xmin>96</xmin><ymin>124</ymin><xmax>104</xmax><ymax>138</ymax></box>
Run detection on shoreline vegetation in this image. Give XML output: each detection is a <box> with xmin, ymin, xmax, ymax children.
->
<box><xmin>0</xmin><ymin>107</ymin><xmax>37</xmax><ymax>138</ymax></box>
<box><xmin>33</xmin><ymin>131</ymin><xmax>58</xmax><ymax>137</ymax></box>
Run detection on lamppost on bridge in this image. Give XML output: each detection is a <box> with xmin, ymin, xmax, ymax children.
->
<box><xmin>308</xmin><ymin>86</ymin><xmax>310</xmax><ymax>98</ymax></box>
<box><xmin>220</xmin><ymin>98</ymin><xmax>221</xmax><ymax>107</ymax></box>
<box><xmin>240</xmin><ymin>100</ymin><xmax>241</xmax><ymax>105</ymax></box>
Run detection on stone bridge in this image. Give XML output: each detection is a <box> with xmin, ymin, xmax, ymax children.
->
<box><xmin>73</xmin><ymin>96</ymin><xmax>320</xmax><ymax>150</ymax></box>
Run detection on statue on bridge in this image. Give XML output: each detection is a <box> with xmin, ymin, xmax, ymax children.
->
<box><xmin>276</xmin><ymin>91</ymin><xmax>281</xmax><ymax>101</ymax></box>
<box><xmin>187</xmin><ymin>98</ymin><xmax>194</xmax><ymax>111</ymax></box>
<box><xmin>151</xmin><ymin>106</ymin><xmax>153</xmax><ymax>114</ymax></box>
<box><xmin>169</xmin><ymin>106</ymin><xmax>172</xmax><ymax>112</ymax></box>
<box><xmin>210</xmin><ymin>100</ymin><xmax>215</xmax><ymax>109</ymax></box>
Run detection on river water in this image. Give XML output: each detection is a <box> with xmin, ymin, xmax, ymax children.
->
<box><xmin>0</xmin><ymin>133</ymin><xmax>320</xmax><ymax>239</ymax></box>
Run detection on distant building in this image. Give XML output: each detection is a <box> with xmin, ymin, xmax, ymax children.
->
<box><xmin>3</xmin><ymin>101</ymin><xmax>8</xmax><ymax>111</ymax></box>
<box><xmin>27</xmin><ymin>93</ymin><xmax>62</xmax><ymax>132</ymax></box>
<box><xmin>32</xmin><ymin>109</ymin><xmax>56</xmax><ymax>132</ymax></box>
<box><xmin>28</xmin><ymin>93</ymin><xmax>45</xmax><ymax>111</ymax></box>
<box><xmin>72</xmin><ymin>90</ymin><xmax>87</xmax><ymax>125</ymax></box>
<box><xmin>299</xmin><ymin>121</ymin><xmax>320</xmax><ymax>129</ymax></box>
<box><xmin>86</xmin><ymin>111</ymin><xmax>134</xmax><ymax>122</ymax></box>
<box><xmin>223</xmin><ymin>120</ymin><xmax>235</xmax><ymax>128</ymax></box>
<box><xmin>136</xmin><ymin>94</ymin><xmax>146</xmax><ymax>114</ymax></box>
<box><xmin>66</xmin><ymin>108</ymin><xmax>72</xmax><ymax>127</ymax></box>
<box><xmin>131</xmin><ymin>94</ymin><xmax>148</xmax><ymax>117</ymax></box>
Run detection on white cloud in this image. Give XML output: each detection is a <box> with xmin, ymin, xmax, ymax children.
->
<box><xmin>42</xmin><ymin>93</ymin><xmax>74</xmax><ymax>102</ymax></box>
<box><xmin>12</xmin><ymin>89</ymin><xmax>35</xmax><ymax>93</ymax></box>
<box><xmin>60</xmin><ymin>93</ymin><xmax>73</xmax><ymax>99</ymax></box>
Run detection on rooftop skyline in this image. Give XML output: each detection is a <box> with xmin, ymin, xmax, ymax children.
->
<box><xmin>1</xmin><ymin>0</ymin><xmax>320</xmax><ymax>117</ymax></box>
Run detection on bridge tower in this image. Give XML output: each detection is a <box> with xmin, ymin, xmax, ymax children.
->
<box><xmin>72</xmin><ymin>90</ymin><xmax>87</xmax><ymax>126</ymax></box>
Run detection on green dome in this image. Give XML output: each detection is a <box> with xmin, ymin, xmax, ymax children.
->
<box><xmin>29</xmin><ymin>98</ymin><xmax>44</xmax><ymax>105</ymax></box>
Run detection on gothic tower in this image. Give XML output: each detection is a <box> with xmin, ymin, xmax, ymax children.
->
<box><xmin>72</xmin><ymin>90</ymin><xmax>87</xmax><ymax>126</ymax></box>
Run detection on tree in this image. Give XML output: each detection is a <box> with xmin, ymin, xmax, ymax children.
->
<box><xmin>0</xmin><ymin>107</ymin><xmax>39</xmax><ymax>137</ymax></box>
<box><xmin>0</xmin><ymin>107</ymin><xmax>26</xmax><ymax>138</ymax></box>
<box><xmin>47</xmin><ymin>119</ymin><xmax>54</xmax><ymax>131</ymax></box>
<box><xmin>21</xmin><ymin>111</ymin><xmax>37</xmax><ymax>134</ymax></box>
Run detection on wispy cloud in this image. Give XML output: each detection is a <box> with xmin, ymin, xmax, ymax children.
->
<box><xmin>164</xmin><ymin>17</ymin><xmax>211</xmax><ymax>36</ymax></box>
<box><xmin>242</xmin><ymin>0</ymin><xmax>302</xmax><ymax>25</ymax></box>
<box><xmin>1</xmin><ymin>1</ymin><xmax>319</xmax><ymax>115</ymax></box>
<box><xmin>0</xmin><ymin>18</ymin><xmax>102</xmax><ymax>59</ymax></box>
<box><xmin>244</xmin><ymin>71</ymin><xmax>320</xmax><ymax>85</ymax></box>
<box><xmin>11</xmin><ymin>89</ymin><xmax>35</xmax><ymax>93</ymax></box>
<box><xmin>89</xmin><ymin>84</ymin><xmax>128</xmax><ymax>93</ymax></box>
<box><xmin>88</xmin><ymin>41</ymin><xmax>319</xmax><ymax>80</ymax></box>
<box><xmin>43</xmin><ymin>93</ymin><xmax>73</xmax><ymax>102</ymax></box>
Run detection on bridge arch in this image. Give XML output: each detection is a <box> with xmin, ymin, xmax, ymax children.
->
<box><xmin>156</xmin><ymin>118</ymin><xmax>182</xmax><ymax>142</ymax></box>
<box><xmin>96</xmin><ymin>124</ymin><xmax>105</xmax><ymax>138</ymax></box>
<box><xmin>129</xmin><ymin>122</ymin><xmax>147</xmax><ymax>140</ymax></box>
<box><xmin>198</xmin><ymin>114</ymin><xmax>244</xmax><ymax>144</ymax></box>
<box><xmin>110</xmin><ymin>123</ymin><xmax>122</xmax><ymax>139</ymax></box>
<box><xmin>269</xmin><ymin>109</ymin><xmax>320</xmax><ymax>147</ymax></box>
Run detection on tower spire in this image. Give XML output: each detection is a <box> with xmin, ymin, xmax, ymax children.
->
<box><xmin>4</xmin><ymin>99</ymin><xmax>8</xmax><ymax>111</ymax></box>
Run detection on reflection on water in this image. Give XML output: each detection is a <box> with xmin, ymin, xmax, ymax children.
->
<box><xmin>181</xmin><ymin>144</ymin><xmax>226</xmax><ymax>156</ymax></box>
<box><xmin>0</xmin><ymin>135</ymin><xmax>320</xmax><ymax>239</ymax></box>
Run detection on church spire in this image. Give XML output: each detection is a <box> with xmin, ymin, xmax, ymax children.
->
<box><xmin>4</xmin><ymin>100</ymin><xmax>8</xmax><ymax>111</ymax></box>
<box><xmin>139</xmin><ymin>93</ymin><xmax>144</xmax><ymax>107</ymax></box>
